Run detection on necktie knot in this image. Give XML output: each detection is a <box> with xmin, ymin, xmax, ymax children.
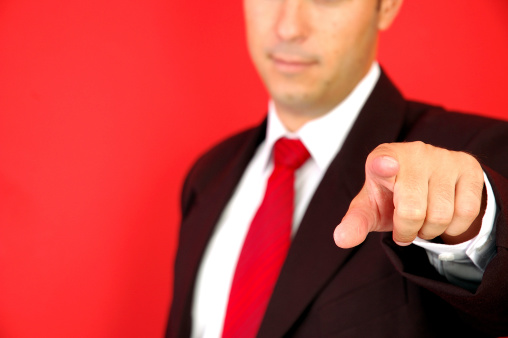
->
<box><xmin>273</xmin><ymin>138</ymin><xmax>310</xmax><ymax>169</ymax></box>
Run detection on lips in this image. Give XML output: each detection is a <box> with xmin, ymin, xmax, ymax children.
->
<box><xmin>269</xmin><ymin>53</ymin><xmax>318</xmax><ymax>73</ymax></box>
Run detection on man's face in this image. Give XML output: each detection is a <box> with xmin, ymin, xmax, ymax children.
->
<box><xmin>244</xmin><ymin>0</ymin><xmax>399</xmax><ymax>123</ymax></box>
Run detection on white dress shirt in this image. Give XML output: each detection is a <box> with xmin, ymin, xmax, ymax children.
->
<box><xmin>190</xmin><ymin>63</ymin><xmax>497</xmax><ymax>338</ymax></box>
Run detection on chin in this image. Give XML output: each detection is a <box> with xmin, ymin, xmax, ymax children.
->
<box><xmin>278</xmin><ymin>89</ymin><xmax>316</xmax><ymax>104</ymax></box>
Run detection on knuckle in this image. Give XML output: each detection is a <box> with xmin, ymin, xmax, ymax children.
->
<box><xmin>395</xmin><ymin>206</ymin><xmax>426</xmax><ymax>224</ymax></box>
<box><xmin>395</xmin><ymin>232</ymin><xmax>418</xmax><ymax>244</ymax></box>
<box><xmin>427</xmin><ymin>194</ymin><xmax>454</xmax><ymax>226</ymax></box>
<box><xmin>418</xmin><ymin>229</ymin><xmax>439</xmax><ymax>240</ymax></box>
<box><xmin>426</xmin><ymin>210</ymin><xmax>453</xmax><ymax>227</ymax></box>
<box><xmin>469</xmin><ymin>177</ymin><xmax>485</xmax><ymax>195</ymax></box>
<box><xmin>409</xmin><ymin>141</ymin><xmax>428</xmax><ymax>154</ymax></box>
<box><xmin>394</xmin><ymin>180</ymin><xmax>426</xmax><ymax>198</ymax></box>
<box><xmin>462</xmin><ymin>151</ymin><xmax>479</xmax><ymax>166</ymax></box>
<box><xmin>375</xmin><ymin>143</ymin><xmax>394</xmax><ymax>153</ymax></box>
<box><xmin>455</xmin><ymin>202</ymin><xmax>480</xmax><ymax>221</ymax></box>
<box><xmin>461</xmin><ymin>153</ymin><xmax>484</xmax><ymax>180</ymax></box>
<box><xmin>434</xmin><ymin>183</ymin><xmax>455</xmax><ymax>201</ymax></box>
<box><xmin>445</xmin><ymin>227</ymin><xmax>466</xmax><ymax>237</ymax></box>
<box><xmin>410</xmin><ymin>140</ymin><xmax>425</xmax><ymax>148</ymax></box>
<box><xmin>369</xmin><ymin>143</ymin><xmax>394</xmax><ymax>160</ymax></box>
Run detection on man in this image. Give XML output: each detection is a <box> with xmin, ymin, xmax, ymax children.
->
<box><xmin>168</xmin><ymin>0</ymin><xmax>508</xmax><ymax>337</ymax></box>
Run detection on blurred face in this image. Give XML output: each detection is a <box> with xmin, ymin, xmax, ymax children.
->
<box><xmin>244</xmin><ymin>0</ymin><xmax>401</xmax><ymax>130</ymax></box>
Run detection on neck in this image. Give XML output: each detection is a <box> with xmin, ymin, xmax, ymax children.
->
<box><xmin>273</xmin><ymin>62</ymin><xmax>378</xmax><ymax>132</ymax></box>
<box><xmin>274</xmin><ymin>105</ymin><xmax>329</xmax><ymax>132</ymax></box>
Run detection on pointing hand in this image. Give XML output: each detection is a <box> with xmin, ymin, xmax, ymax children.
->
<box><xmin>334</xmin><ymin>142</ymin><xmax>486</xmax><ymax>248</ymax></box>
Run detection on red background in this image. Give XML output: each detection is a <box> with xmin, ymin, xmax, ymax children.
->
<box><xmin>0</xmin><ymin>1</ymin><xmax>507</xmax><ymax>337</ymax></box>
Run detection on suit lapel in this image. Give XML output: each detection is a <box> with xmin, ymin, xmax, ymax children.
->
<box><xmin>170</xmin><ymin>122</ymin><xmax>267</xmax><ymax>337</ymax></box>
<box><xmin>258</xmin><ymin>72</ymin><xmax>409</xmax><ymax>337</ymax></box>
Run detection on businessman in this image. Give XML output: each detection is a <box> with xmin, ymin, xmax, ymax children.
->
<box><xmin>168</xmin><ymin>0</ymin><xmax>508</xmax><ymax>337</ymax></box>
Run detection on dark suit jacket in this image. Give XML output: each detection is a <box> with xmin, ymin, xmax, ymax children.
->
<box><xmin>167</xmin><ymin>72</ymin><xmax>508</xmax><ymax>337</ymax></box>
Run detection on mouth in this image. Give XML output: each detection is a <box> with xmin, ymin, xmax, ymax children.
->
<box><xmin>269</xmin><ymin>53</ymin><xmax>318</xmax><ymax>73</ymax></box>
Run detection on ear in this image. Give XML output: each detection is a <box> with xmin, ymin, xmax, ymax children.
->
<box><xmin>377</xmin><ymin>0</ymin><xmax>403</xmax><ymax>31</ymax></box>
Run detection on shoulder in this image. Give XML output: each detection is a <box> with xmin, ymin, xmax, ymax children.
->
<box><xmin>375</xmin><ymin>69</ymin><xmax>508</xmax><ymax>146</ymax></box>
<box><xmin>403</xmin><ymin>100</ymin><xmax>508</xmax><ymax>147</ymax></box>
<box><xmin>401</xmin><ymin>101</ymin><xmax>508</xmax><ymax>175</ymax></box>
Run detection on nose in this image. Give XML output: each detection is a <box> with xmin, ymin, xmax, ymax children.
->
<box><xmin>275</xmin><ymin>0</ymin><xmax>308</xmax><ymax>42</ymax></box>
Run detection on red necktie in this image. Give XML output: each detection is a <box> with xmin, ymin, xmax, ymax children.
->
<box><xmin>222</xmin><ymin>138</ymin><xmax>310</xmax><ymax>338</ymax></box>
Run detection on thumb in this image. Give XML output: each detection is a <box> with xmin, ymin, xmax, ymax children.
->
<box><xmin>333</xmin><ymin>155</ymin><xmax>400</xmax><ymax>249</ymax></box>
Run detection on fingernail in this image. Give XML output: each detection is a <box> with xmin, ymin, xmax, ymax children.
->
<box><xmin>394</xmin><ymin>240</ymin><xmax>411</xmax><ymax>246</ymax></box>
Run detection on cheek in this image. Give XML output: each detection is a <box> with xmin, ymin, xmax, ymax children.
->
<box><xmin>244</xmin><ymin>2</ymin><xmax>275</xmax><ymax>41</ymax></box>
<box><xmin>318</xmin><ymin>36</ymin><xmax>350</xmax><ymax>79</ymax></box>
<box><xmin>245</xmin><ymin>14</ymin><xmax>270</xmax><ymax>58</ymax></box>
<box><xmin>324</xmin><ymin>28</ymin><xmax>370</xmax><ymax>77</ymax></box>
<box><xmin>244</xmin><ymin>22</ymin><xmax>264</xmax><ymax>65</ymax></box>
<box><xmin>315</xmin><ymin>20</ymin><xmax>349</xmax><ymax>63</ymax></box>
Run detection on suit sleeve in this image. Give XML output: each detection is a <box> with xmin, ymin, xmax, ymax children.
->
<box><xmin>381</xmin><ymin>165</ymin><xmax>508</xmax><ymax>335</ymax></box>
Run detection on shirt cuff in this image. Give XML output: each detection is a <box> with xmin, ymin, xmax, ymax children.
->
<box><xmin>413</xmin><ymin>172</ymin><xmax>497</xmax><ymax>273</ymax></box>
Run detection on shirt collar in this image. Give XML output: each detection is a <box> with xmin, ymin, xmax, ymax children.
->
<box><xmin>262</xmin><ymin>62</ymin><xmax>381</xmax><ymax>172</ymax></box>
